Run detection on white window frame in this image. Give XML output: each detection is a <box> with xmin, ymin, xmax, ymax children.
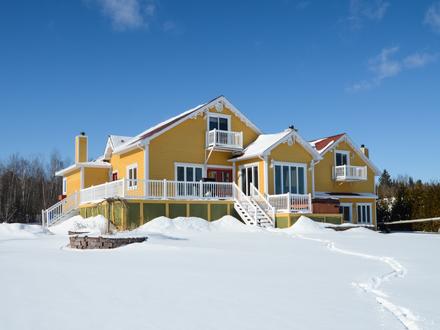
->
<box><xmin>272</xmin><ymin>161</ymin><xmax>308</xmax><ymax>195</ymax></box>
<box><xmin>174</xmin><ymin>163</ymin><xmax>204</xmax><ymax>182</ymax></box>
<box><xmin>62</xmin><ymin>178</ymin><xmax>67</xmax><ymax>195</ymax></box>
<box><xmin>207</xmin><ymin>113</ymin><xmax>232</xmax><ymax>132</ymax></box>
<box><xmin>334</xmin><ymin>150</ymin><xmax>350</xmax><ymax>167</ymax></box>
<box><xmin>238</xmin><ymin>162</ymin><xmax>260</xmax><ymax>195</ymax></box>
<box><xmin>357</xmin><ymin>203</ymin><xmax>372</xmax><ymax>224</ymax></box>
<box><xmin>339</xmin><ymin>203</ymin><xmax>352</xmax><ymax>223</ymax></box>
<box><xmin>126</xmin><ymin>163</ymin><xmax>138</xmax><ymax>190</ymax></box>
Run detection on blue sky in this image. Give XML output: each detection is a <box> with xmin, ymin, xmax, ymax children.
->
<box><xmin>1</xmin><ymin>0</ymin><xmax>439</xmax><ymax>181</ymax></box>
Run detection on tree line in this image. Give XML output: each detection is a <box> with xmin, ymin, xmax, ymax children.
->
<box><xmin>0</xmin><ymin>153</ymin><xmax>68</xmax><ymax>223</ymax></box>
<box><xmin>377</xmin><ymin>170</ymin><xmax>440</xmax><ymax>223</ymax></box>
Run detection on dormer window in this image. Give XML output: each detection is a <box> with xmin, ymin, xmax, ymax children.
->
<box><xmin>208</xmin><ymin>114</ymin><xmax>230</xmax><ymax>131</ymax></box>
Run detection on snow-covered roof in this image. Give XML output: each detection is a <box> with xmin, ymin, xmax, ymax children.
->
<box><xmin>109</xmin><ymin>135</ymin><xmax>132</xmax><ymax>149</ymax></box>
<box><xmin>231</xmin><ymin>129</ymin><xmax>322</xmax><ymax>162</ymax></box>
<box><xmin>112</xmin><ymin>95</ymin><xmax>262</xmax><ymax>155</ymax></box>
<box><xmin>55</xmin><ymin>161</ymin><xmax>111</xmax><ymax>177</ymax></box>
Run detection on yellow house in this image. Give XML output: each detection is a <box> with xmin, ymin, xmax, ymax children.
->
<box><xmin>43</xmin><ymin>96</ymin><xmax>380</xmax><ymax>229</ymax></box>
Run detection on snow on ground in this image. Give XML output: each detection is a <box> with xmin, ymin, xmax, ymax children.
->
<box><xmin>0</xmin><ymin>216</ymin><xmax>439</xmax><ymax>330</ymax></box>
<box><xmin>48</xmin><ymin>215</ymin><xmax>110</xmax><ymax>235</ymax></box>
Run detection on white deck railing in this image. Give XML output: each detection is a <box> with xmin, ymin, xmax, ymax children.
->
<box><xmin>267</xmin><ymin>192</ymin><xmax>312</xmax><ymax>213</ymax></box>
<box><xmin>249</xmin><ymin>183</ymin><xmax>275</xmax><ymax>220</ymax></box>
<box><xmin>42</xmin><ymin>192</ymin><xmax>79</xmax><ymax>227</ymax></box>
<box><xmin>206</xmin><ymin>129</ymin><xmax>243</xmax><ymax>149</ymax></box>
<box><xmin>79</xmin><ymin>179</ymin><xmax>234</xmax><ymax>204</ymax></box>
<box><xmin>334</xmin><ymin>165</ymin><xmax>367</xmax><ymax>181</ymax></box>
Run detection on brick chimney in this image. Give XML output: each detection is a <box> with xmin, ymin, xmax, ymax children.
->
<box><xmin>75</xmin><ymin>132</ymin><xmax>88</xmax><ymax>163</ymax></box>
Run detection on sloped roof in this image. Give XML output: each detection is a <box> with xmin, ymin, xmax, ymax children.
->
<box><xmin>231</xmin><ymin>129</ymin><xmax>322</xmax><ymax>162</ymax></box>
<box><xmin>113</xmin><ymin>95</ymin><xmax>261</xmax><ymax>154</ymax></box>
<box><xmin>309</xmin><ymin>133</ymin><xmax>380</xmax><ymax>175</ymax></box>
<box><xmin>109</xmin><ymin>135</ymin><xmax>132</xmax><ymax>149</ymax></box>
<box><xmin>309</xmin><ymin>133</ymin><xmax>346</xmax><ymax>154</ymax></box>
<box><xmin>55</xmin><ymin>161</ymin><xmax>111</xmax><ymax>177</ymax></box>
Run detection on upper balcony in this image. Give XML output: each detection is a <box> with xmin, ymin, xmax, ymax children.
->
<box><xmin>333</xmin><ymin>165</ymin><xmax>367</xmax><ymax>182</ymax></box>
<box><xmin>206</xmin><ymin>129</ymin><xmax>243</xmax><ymax>151</ymax></box>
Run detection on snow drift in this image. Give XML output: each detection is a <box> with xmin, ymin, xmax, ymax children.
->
<box><xmin>49</xmin><ymin>215</ymin><xmax>110</xmax><ymax>236</ymax></box>
<box><xmin>0</xmin><ymin>223</ymin><xmax>44</xmax><ymax>239</ymax></box>
<box><xmin>283</xmin><ymin>216</ymin><xmax>328</xmax><ymax>234</ymax></box>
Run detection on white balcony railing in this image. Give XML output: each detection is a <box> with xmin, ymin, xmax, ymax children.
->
<box><xmin>79</xmin><ymin>179</ymin><xmax>234</xmax><ymax>204</ymax></box>
<box><xmin>267</xmin><ymin>193</ymin><xmax>313</xmax><ymax>214</ymax></box>
<box><xmin>206</xmin><ymin>129</ymin><xmax>243</xmax><ymax>150</ymax></box>
<box><xmin>333</xmin><ymin>165</ymin><xmax>367</xmax><ymax>181</ymax></box>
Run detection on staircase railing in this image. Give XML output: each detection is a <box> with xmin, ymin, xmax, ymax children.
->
<box><xmin>249</xmin><ymin>183</ymin><xmax>275</xmax><ymax>223</ymax></box>
<box><xmin>232</xmin><ymin>183</ymin><xmax>257</xmax><ymax>225</ymax></box>
<box><xmin>42</xmin><ymin>191</ymin><xmax>79</xmax><ymax>227</ymax></box>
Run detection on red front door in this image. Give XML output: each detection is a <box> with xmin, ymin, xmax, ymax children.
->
<box><xmin>207</xmin><ymin>168</ymin><xmax>232</xmax><ymax>182</ymax></box>
<box><xmin>112</xmin><ymin>172</ymin><xmax>118</xmax><ymax>181</ymax></box>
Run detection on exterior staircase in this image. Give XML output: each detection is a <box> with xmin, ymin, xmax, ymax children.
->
<box><xmin>232</xmin><ymin>183</ymin><xmax>275</xmax><ymax>228</ymax></box>
<box><xmin>41</xmin><ymin>192</ymin><xmax>79</xmax><ymax>228</ymax></box>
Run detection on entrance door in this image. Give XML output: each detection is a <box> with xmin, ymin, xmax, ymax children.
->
<box><xmin>207</xmin><ymin>168</ymin><xmax>232</xmax><ymax>182</ymax></box>
<box><xmin>240</xmin><ymin>165</ymin><xmax>259</xmax><ymax>195</ymax></box>
<box><xmin>339</xmin><ymin>203</ymin><xmax>352</xmax><ymax>223</ymax></box>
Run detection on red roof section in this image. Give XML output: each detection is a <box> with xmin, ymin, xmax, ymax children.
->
<box><xmin>310</xmin><ymin>133</ymin><xmax>345</xmax><ymax>153</ymax></box>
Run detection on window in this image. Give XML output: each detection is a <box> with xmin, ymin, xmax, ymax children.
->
<box><xmin>176</xmin><ymin>163</ymin><xmax>203</xmax><ymax>197</ymax></box>
<box><xmin>274</xmin><ymin>163</ymin><xmax>307</xmax><ymax>195</ymax></box>
<box><xmin>357</xmin><ymin>203</ymin><xmax>372</xmax><ymax>224</ymax></box>
<box><xmin>335</xmin><ymin>151</ymin><xmax>349</xmax><ymax>166</ymax></box>
<box><xmin>240</xmin><ymin>164</ymin><xmax>258</xmax><ymax>195</ymax></box>
<box><xmin>208</xmin><ymin>114</ymin><xmax>230</xmax><ymax>131</ymax></box>
<box><xmin>127</xmin><ymin>164</ymin><xmax>138</xmax><ymax>189</ymax></box>
<box><xmin>176</xmin><ymin>164</ymin><xmax>203</xmax><ymax>182</ymax></box>
<box><xmin>339</xmin><ymin>203</ymin><xmax>352</xmax><ymax>223</ymax></box>
<box><xmin>62</xmin><ymin>178</ymin><xmax>67</xmax><ymax>195</ymax></box>
<box><xmin>112</xmin><ymin>172</ymin><xmax>118</xmax><ymax>181</ymax></box>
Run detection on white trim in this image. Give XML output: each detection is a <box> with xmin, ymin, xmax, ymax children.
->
<box><xmin>114</xmin><ymin>96</ymin><xmax>262</xmax><ymax>155</ymax></box>
<box><xmin>339</xmin><ymin>203</ymin><xmax>353</xmax><ymax>223</ymax></box>
<box><xmin>334</xmin><ymin>149</ymin><xmax>350</xmax><ymax>167</ymax></box>
<box><xmin>263</xmin><ymin>155</ymin><xmax>269</xmax><ymax>194</ymax></box>
<box><xmin>272</xmin><ymin>161</ymin><xmax>308</xmax><ymax>195</ymax></box>
<box><xmin>126</xmin><ymin>163</ymin><xmax>138</xmax><ymax>190</ymax></box>
<box><xmin>318</xmin><ymin>134</ymin><xmax>380</xmax><ymax>175</ymax></box>
<box><xmin>238</xmin><ymin>163</ymin><xmax>260</xmax><ymax>195</ymax></box>
<box><xmin>206</xmin><ymin>112</ymin><xmax>232</xmax><ymax>132</ymax></box>
<box><xmin>356</xmin><ymin>202</ymin><xmax>373</xmax><ymax>224</ymax></box>
<box><xmin>62</xmin><ymin>178</ymin><xmax>67</xmax><ymax>195</ymax></box>
<box><xmin>55</xmin><ymin>162</ymin><xmax>111</xmax><ymax>176</ymax></box>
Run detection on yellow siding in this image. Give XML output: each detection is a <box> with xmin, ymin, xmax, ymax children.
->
<box><xmin>314</xmin><ymin>141</ymin><xmax>375</xmax><ymax>194</ymax></box>
<box><xmin>149</xmin><ymin>106</ymin><xmax>259</xmax><ymax>180</ymax></box>
<box><xmin>110</xmin><ymin>148</ymin><xmax>145</xmax><ymax>180</ymax></box>
<box><xmin>267</xmin><ymin>141</ymin><xmax>314</xmax><ymax>195</ymax></box>
<box><xmin>65</xmin><ymin>169</ymin><xmax>81</xmax><ymax>196</ymax></box>
<box><xmin>75</xmin><ymin>136</ymin><xmax>88</xmax><ymax>163</ymax></box>
<box><xmin>84</xmin><ymin>168</ymin><xmax>110</xmax><ymax>188</ymax></box>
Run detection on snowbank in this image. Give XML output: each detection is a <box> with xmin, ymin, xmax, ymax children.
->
<box><xmin>49</xmin><ymin>215</ymin><xmax>110</xmax><ymax>236</ymax></box>
<box><xmin>132</xmin><ymin>215</ymin><xmax>251</xmax><ymax>236</ymax></box>
<box><xmin>0</xmin><ymin>223</ymin><xmax>44</xmax><ymax>239</ymax></box>
<box><xmin>283</xmin><ymin>216</ymin><xmax>328</xmax><ymax>234</ymax></box>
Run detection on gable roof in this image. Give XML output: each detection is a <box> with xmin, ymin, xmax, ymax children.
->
<box><xmin>113</xmin><ymin>95</ymin><xmax>262</xmax><ymax>155</ymax></box>
<box><xmin>309</xmin><ymin>133</ymin><xmax>346</xmax><ymax>154</ymax></box>
<box><xmin>309</xmin><ymin>133</ymin><xmax>380</xmax><ymax>175</ymax></box>
<box><xmin>103</xmin><ymin>135</ymin><xmax>133</xmax><ymax>160</ymax></box>
<box><xmin>231</xmin><ymin>129</ymin><xmax>322</xmax><ymax>162</ymax></box>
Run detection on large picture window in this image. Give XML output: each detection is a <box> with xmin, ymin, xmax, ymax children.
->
<box><xmin>274</xmin><ymin>163</ymin><xmax>306</xmax><ymax>195</ymax></box>
<box><xmin>176</xmin><ymin>164</ymin><xmax>203</xmax><ymax>182</ymax></box>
